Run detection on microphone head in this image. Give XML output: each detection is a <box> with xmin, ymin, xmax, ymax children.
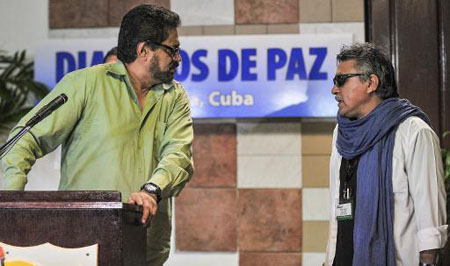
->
<box><xmin>59</xmin><ymin>93</ymin><xmax>68</xmax><ymax>103</ymax></box>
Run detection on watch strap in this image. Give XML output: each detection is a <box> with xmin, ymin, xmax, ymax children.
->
<box><xmin>140</xmin><ymin>182</ymin><xmax>162</xmax><ymax>203</ymax></box>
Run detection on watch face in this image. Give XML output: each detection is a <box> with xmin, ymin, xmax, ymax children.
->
<box><xmin>144</xmin><ymin>184</ymin><xmax>157</xmax><ymax>193</ymax></box>
<box><xmin>141</xmin><ymin>183</ymin><xmax>162</xmax><ymax>203</ymax></box>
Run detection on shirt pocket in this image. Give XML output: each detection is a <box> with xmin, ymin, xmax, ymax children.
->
<box><xmin>153</xmin><ymin>121</ymin><xmax>167</xmax><ymax>161</ymax></box>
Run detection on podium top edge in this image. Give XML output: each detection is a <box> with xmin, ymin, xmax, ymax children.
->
<box><xmin>0</xmin><ymin>201</ymin><xmax>143</xmax><ymax>212</ymax></box>
<box><xmin>0</xmin><ymin>190</ymin><xmax>122</xmax><ymax>202</ymax></box>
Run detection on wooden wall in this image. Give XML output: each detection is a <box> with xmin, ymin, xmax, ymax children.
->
<box><xmin>365</xmin><ymin>0</ymin><xmax>450</xmax><ymax>147</ymax></box>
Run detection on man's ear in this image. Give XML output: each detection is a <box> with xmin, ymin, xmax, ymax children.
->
<box><xmin>136</xmin><ymin>42</ymin><xmax>149</xmax><ymax>59</ymax></box>
<box><xmin>367</xmin><ymin>74</ymin><xmax>379</xmax><ymax>94</ymax></box>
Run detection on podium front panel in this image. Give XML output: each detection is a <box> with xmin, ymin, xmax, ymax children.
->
<box><xmin>0</xmin><ymin>191</ymin><xmax>146</xmax><ymax>266</ymax></box>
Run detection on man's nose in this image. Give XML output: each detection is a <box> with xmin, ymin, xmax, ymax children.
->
<box><xmin>174</xmin><ymin>53</ymin><xmax>182</xmax><ymax>62</ymax></box>
<box><xmin>331</xmin><ymin>85</ymin><xmax>339</xmax><ymax>95</ymax></box>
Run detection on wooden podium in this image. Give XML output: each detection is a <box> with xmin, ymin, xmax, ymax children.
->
<box><xmin>0</xmin><ymin>191</ymin><xmax>146</xmax><ymax>266</ymax></box>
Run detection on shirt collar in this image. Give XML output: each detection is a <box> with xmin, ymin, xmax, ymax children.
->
<box><xmin>106</xmin><ymin>60</ymin><xmax>174</xmax><ymax>91</ymax></box>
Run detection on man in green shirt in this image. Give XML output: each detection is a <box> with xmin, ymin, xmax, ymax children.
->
<box><xmin>1</xmin><ymin>4</ymin><xmax>193</xmax><ymax>266</ymax></box>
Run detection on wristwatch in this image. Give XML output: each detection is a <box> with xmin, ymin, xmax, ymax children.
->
<box><xmin>419</xmin><ymin>252</ymin><xmax>439</xmax><ymax>266</ymax></box>
<box><xmin>140</xmin><ymin>182</ymin><xmax>162</xmax><ymax>203</ymax></box>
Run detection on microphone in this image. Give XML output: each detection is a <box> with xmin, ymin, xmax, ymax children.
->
<box><xmin>25</xmin><ymin>93</ymin><xmax>68</xmax><ymax>127</ymax></box>
<box><xmin>0</xmin><ymin>94</ymin><xmax>68</xmax><ymax>158</ymax></box>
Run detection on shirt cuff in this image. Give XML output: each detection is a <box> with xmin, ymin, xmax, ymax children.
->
<box><xmin>417</xmin><ymin>225</ymin><xmax>448</xmax><ymax>251</ymax></box>
<box><xmin>148</xmin><ymin>172</ymin><xmax>170</xmax><ymax>198</ymax></box>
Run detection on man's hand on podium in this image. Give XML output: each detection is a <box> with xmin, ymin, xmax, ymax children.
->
<box><xmin>128</xmin><ymin>191</ymin><xmax>158</xmax><ymax>227</ymax></box>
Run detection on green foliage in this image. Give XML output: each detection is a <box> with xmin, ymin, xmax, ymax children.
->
<box><xmin>0</xmin><ymin>50</ymin><xmax>49</xmax><ymax>134</ymax></box>
<box><xmin>444</xmin><ymin>131</ymin><xmax>450</xmax><ymax>180</ymax></box>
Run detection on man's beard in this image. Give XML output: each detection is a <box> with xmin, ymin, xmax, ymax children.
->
<box><xmin>150</xmin><ymin>56</ymin><xmax>179</xmax><ymax>84</ymax></box>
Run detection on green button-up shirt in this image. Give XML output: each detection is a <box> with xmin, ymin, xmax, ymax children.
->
<box><xmin>1</xmin><ymin>61</ymin><xmax>194</xmax><ymax>203</ymax></box>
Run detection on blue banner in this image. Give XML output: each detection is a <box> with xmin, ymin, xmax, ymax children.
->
<box><xmin>34</xmin><ymin>34</ymin><xmax>352</xmax><ymax>118</ymax></box>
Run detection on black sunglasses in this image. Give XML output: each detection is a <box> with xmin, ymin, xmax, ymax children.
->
<box><xmin>333</xmin><ymin>73</ymin><xmax>366</xmax><ymax>87</ymax></box>
<box><xmin>146</xmin><ymin>40</ymin><xmax>180</xmax><ymax>59</ymax></box>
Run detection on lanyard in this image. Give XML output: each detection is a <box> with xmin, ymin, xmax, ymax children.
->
<box><xmin>341</xmin><ymin>156</ymin><xmax>359</xmax><ymax>202</ymax></box>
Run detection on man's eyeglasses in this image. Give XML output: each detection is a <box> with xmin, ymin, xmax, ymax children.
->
<box><xmin>146</xmin><ymin>40</ymin><xmax>180</xmax><ymax>59</ymax></box>
<box><xmin>333</xmin><ymin>73</ymin><xmax>366</xmax><ymax>87</ymax></box>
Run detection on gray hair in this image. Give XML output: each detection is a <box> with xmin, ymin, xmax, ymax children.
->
<box><xmin>337</xmin><ymin>43</ymin><xmax>399</xmax><ymax>99</ymax></box>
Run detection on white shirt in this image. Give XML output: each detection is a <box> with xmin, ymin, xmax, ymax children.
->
<box><xmin>325</xmin><ymin>116</ymin><xmax>448</xmax><ymax>266</ymax></box>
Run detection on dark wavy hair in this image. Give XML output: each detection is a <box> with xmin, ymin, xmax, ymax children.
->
<box><xmin>117</xmin><ymin>4</ymin><xmax>181</xmax><ymax>63</ymax></box>
<box><xmin>103</xmin><ymin>46</ymin><xmax>117</xmax><ymax>63</ymax></box>
<box><xmin>337</xmin><ymin>43</ymin><xmax>399</xmax><ymax>99</ymax></box>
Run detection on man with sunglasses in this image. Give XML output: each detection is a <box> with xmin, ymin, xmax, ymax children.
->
<box><xmin>2</xmin><ymin>4</ymin><xmax>193</xmax><ymax>266</ymax></box>
<box><xmin>325</xmin><ymin>43</ymin><xmax>447</xmax><ymax>266</ymax></box>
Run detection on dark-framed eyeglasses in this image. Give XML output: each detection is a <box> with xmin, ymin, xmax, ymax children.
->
<box><xmin>333</xmin><ymin>73</ymin><xmax>366</xmax><ymax>87</ymax></box>
<box><xmin>146</xmin><ymin>40</ymin><xmax>180</xmax><ymax>59</ymax></box>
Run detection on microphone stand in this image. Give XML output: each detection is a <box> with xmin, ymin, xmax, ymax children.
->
<box><xmin>0</xmin><ymin>125</ymin><xmax>32</xmax><ymax>159</ymax></box>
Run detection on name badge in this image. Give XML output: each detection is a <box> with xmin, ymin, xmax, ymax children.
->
<box><xmin>336</xmin><ymin>202</ymin><xmax>353</xmax><ymax>221</ymax></box>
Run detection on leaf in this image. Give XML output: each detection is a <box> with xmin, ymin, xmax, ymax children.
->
<box><xmin>444</xmin><ymin>131</ymin><xmax>450</xmax><ymax>139</ymax></box>
<box><xmin>0</xmin><ymin>49</ymin><xmax>49</xmax><ymax>130</ymax></box>
<box><xmin>444</xmin><ymin>145</ymin><xmax>450</xmax><ymax>180</ymax></box>
<box><xmin>446</xmin><ymin>166</ymin><xmax>450</xmax><ymax>180</ymax></box>
<box><xmin>446</xmin><ymin>152</ymin><xmax>450</xmax><ymax>169</ymax></box>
